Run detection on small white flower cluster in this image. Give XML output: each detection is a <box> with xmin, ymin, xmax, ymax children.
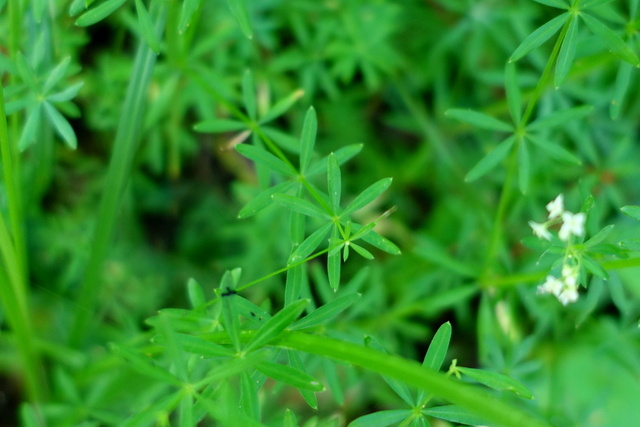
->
<box><xmin>529</xmin><ymin>194</ymin><xmax>585</xmax><ymax>306</ymax></box>
<box><xmin>528</xmin><ymin>194</ymin><xmax>585</xmax><ymax>242</ymax></box>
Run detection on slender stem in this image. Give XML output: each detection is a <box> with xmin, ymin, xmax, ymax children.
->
<box><xmin>0</xmin><ymin>84</ymin><xmax>45</xmax><ymax>402</ymax></box>
<box><xmin>272</xmin><ymin>332</ymin><xmax>553</xmax><ymax>427</ymax></box>
<box><xmin>482</xmin><ymin>15</ymin><xmax>573</xmax><ymax>283</ymax></box>
<box><xmin>70</xmin><ymin>3</ymin><xmax>168</xmax><ymax>346</ymax></box>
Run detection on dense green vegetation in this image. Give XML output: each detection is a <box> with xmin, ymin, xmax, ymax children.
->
<box><xmin>1</xmin><ymin>0</ymin><xmax>640</xmax><ymax>426</ymax></box>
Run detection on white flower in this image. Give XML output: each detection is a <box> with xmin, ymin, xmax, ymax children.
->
<box><xmin>558</xmin><ymin>287</ymin><xmax>579</xmax><ymax>305</ymax></box>
<box><xmin>561</xmin><ymin>264</ymin><xmax>579</xmax><ymax>287</ymax></box>
<box><xmin>537</xmin><ymin>275</ymin><xmax>564</xmax><ymax>296</ymax></box>
<box><xmin>558</xmin><ymin>212</ymin><xmax>585</xmax><ymax>241</ymax></box>
<box><xmin>529</xmin><ymin>221</ymin><xmax>551</xmax><ymax>240</ymax></box>
<box><xmin>546</xmin><ymin>194</ymin><xmax>564</xmax><ymax>219</ymax></box>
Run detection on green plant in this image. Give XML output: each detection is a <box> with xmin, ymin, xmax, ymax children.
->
<box><xmin>1</xmin><ymin>0</ymin><xmax>640</xmax><ymax>426</ymax></box>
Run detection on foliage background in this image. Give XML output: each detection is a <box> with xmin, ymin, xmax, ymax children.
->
<box><xmin>1</xmin><ymin>0</ymin><xmax>640</xmax><ymax>426</ymax></box>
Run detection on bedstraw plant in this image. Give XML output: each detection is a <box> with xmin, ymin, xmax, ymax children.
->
<box><xmin>1</xmin><ymin>0</ymin><xmax>640</xmax><ymax>426</ymax></box>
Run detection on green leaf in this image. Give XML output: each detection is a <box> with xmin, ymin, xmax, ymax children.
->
<box><xmin>260</xmin><ymin>89</ymin><xmax>304</xmax><ymax>124</ymax></box>
<box><xmin>289</xmin><ymin>352</ymin><xmax>318</xmax><ymax>409</ymax></box>
<box><xmin>619</xmin><ymin>239</ymin><xmax>640</xmax><ymax>251</ymax></box>
<box><xmin>179</xmin><ymin>393</ymin><xmax>194</xmax><ymax>427</ymax></box>
<box><xmin>526</xmin><ymin>135</ymin><xmax>581</xmax><ymax>164</ymax></box>
<box><xmin>351</xmin><ymin>242</ymin><xmax>374</xmax><ymax>260</ymax></box>
<box><xmin>272</xmin><ymin>194</ymin><xmax>330</xmax><ymax>219</ymax></box>
<box><xmin>533</xmin><ymin>0</ymin><xmax>568</xmax><ymax>8</ymax></box>
<box><xmin>348</xmin><ymin>410</ymin><xmax>412</xmax><ymax>427</ymax></box>
<box><xmin>121</xmin><ymin>391</ymin><xmax>183</xmax><ymax>427</ymax></box>
<box><xmin>352</xmin><ymin>225</ymin><xmax>401</xmax><ymax>255</ymax></box>
<box><xmin>306</xmin><ymin>144</ymin><xmax>363</xmax><ymax>177</ymax></box>
<box><xmin>135</xmin><ymin>0</ymin><xmax>161</xmax><ymax>53</ymax></box>
<box><xmin>518</xmin><ymin>139</ymin><xmax>530</xmax><ymax>193</ymax></box>
<box><xmin>43</xmin><ymin>102</ymin><xmax>77</xmax><ymax>149</ymax></box>
<box><xmin>365</xmin><ymin>336</ymin><xmax>415</xmax><ymax>406</ymax></box>
<box><xmin>242</xmin><ymin>70</ymin><xmax>257</xmax><ymax>120</ymax></box>
<box><xmin>240</xmin><ymin>371</ymin><xmax>259</xmax><ymax>420</ymax></box>
<box><xmin>43</xmin><ymin>57</ymin><xmax>71</xmax><ymax>94</ymax></box>
<box><xmin>19</xmin><ymin>104</ymin><xmax>42</xmax><ymax>151</ymax></box>
<box><xmin>582</xmin><ymin>254</ymin><xmax>608</xmax><ymax>279</ymax></box>
<box><xmin>504</xmin><ymin>62</ymin><xmax>521</xmax><ymax>125</ymax></box>
<box><xmin>288</xmin><ymin>222</ymin><xmax>333</xmax><ymax>264</ymax></box>
<box><xmin>510</xmin><ymin>13</ymin><xmax>568</xmax><ymax>62</ymax></box>
<box><xmin>456</xmin><ymin>366</ymin><xmax>534</xmax><ymax>399</ymax></box>
<box><xmin>194</xmin><ymin>118</ymin><xmax>247</xmax><ymax>133</ymax></box>
<box><xmin>423</xmin><ymin>405</ymin><xmax>490</xmax><ymax>426</ymax></box>
<box><xmin>327</xmin><ymin>153</ymin><xmax>341</xmax><ymax>214</ymax></box>
<box><xmin>172</xmin><ymin>333</ymin><xmax>235</xmax><ymax>357</ymax></box>
<box><xmin>342</xmin><ymin>178</ymin><xmax>393</xmax><ymax>217</ymax></box>
<box><xmin>110</xmin><ymin>343</ymin><xmax>182</xmax><ymax>386</ymax></box>
<box><xmin>152</xmin><ymin>308</ymin><xmax>216</xmax><ymax>332</ymax></box>
<box><xmin>444</xmin><ymin>109</ymin><xmax>512</xmax><ymax>132</ymax></box>
<box><xmin>244</xmin><ymin>299</ymin><xmax>308</xmax><ymax>353</ymax></box>
<box><xmin>47</xmin><ymin>82</ymin><xmax>84</xmax><ymax>103</ymax></box>
<box><xmin>284</xmin><ymin>409</ymin><xmax>298</xmax><ymax>427</ymax></box>
<box><xmin>299</xmin><ymin>107</ymin><xmax>317</xmax><ymax>173</ymax></box>
<box><xmin>328</xmin><ymin>228</ymin><xmax>341</xmax><ymax>291</ymax></box>
<box><xmin>465</xmin><ymin>135</ymin><xmax>516</xmax><ymax>182</ymax></box>
<box><xmin>254</xmin><ymin>360</ymin><xmax>324</xmax><ymax>391</ymax></box>
<box><xmin>220</xmin><ymin>271</ymin><xmax>242</xmax><ymax>352</ymax></box>
<box><xmin>555</xmin><ymin>16</ymin><xmax>578</xmax><ymax>87</ymax></box>
<box><xmin>187</xmin><ymin>278</ymin><xmax>206</xmax><ymax>309</ymax></box>
<box><xmin>238</xmin><ymin>181</ymin><xmax>296</xmax><ymax>219</ymax></box>
<box><xmin>225</xmin><ymin>0</ymin><xmax>253</xmax><ymax>39</ymax></box>
<box><xmin>526</xmin><ymin>105</ymin><xmax>593</xmax><ymax>131</ymax></box>
<box><xmin>236</xmin><ymin>144</ymin><xmax>296</xmax><ymax>176</ymax></box>
<box><xmin>610</xmin><ymin>62</ymin><xmax>633</xmax><ymax>119</ymax></box>
<box><xmin>422</xmin><ymin>322</ymin><xmax>451</xmax><ymax>372</ymax></box>
<box><xmin>621</xmin><ymin>205</ymin><xmax>640</xmax><ymax>220</ymax></box>
<box><xmin>581</xmin><ymin>13</ymin><xmax>640</xmax><ymax>65</ymax></box>
<box><xmin>290</xmin><ymin>292</ymin><xmax>361</xmax><ymax>330</ymax></box>
<box><xmin>75</xmin><ymin>0</ymin><xmax>128</xmax><ymax>26</ymax></box>
<box><xmin>584</xmin><ymin>224</ymin><xmax>614</xmax><ymax>248</ymax></box>
<box><xmin>179</xmin><ymin>0</ymin><xmax>202</xmax><ymax>34</ymax></box>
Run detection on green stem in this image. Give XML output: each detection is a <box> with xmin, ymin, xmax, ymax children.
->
<box><xmin>482</xmin><ymin>15</ymin><xmax>574</xmax><ymax>283</ymax></box>
<box><xmin>0</xmin><ymin>84</ymin><xmax>45</xmax><ymax>402</ymax></box>
<box><xmin>70</xmin><ymin>3</ymin><xmax>168</xmax><ymax>346</ymax></box>
<box><xmin>273</xmin><ymin>332</ymin><xmax>553</xmax><ymax>427</ymax></box>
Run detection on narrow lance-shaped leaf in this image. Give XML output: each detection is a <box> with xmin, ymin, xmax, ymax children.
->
<box><xmin>187</xmin><ymin>278</ymin><xmax>206</xmax><ymax>309</ymax></box>
<box><xmin>582</xmin><ymin>254</ymin><xmax>608</xmax><ymax>279</ymax></box>
<box><xmin>621</xmin><ymin>205</ymin><xmax>640</xmax><ymax>220</ymax></box>
<box><xmin>341</xmin><ymin>178</ymin><xmax>392</xmax><ymax>217</ymax></box>
<box><xmin>244</xmin><ymin>299</ymin><xmax>308</xmax><ymax>353</ymax></box>
<box><xmin>555</xmin><ymin>15</ymin><xmax>578</xmax><ymax>87</ymax></box>
<box><xmin>109</xmin><ymin>343</ymin><xmax>182</xmax><ymax>386</ymax></box>
<box><xmin>290</xmin><ymin>292</ymin><xmax>361</xmax><ymax>330</ymax></box>
<box><xmin>465</xmin><ymin>135</ymin><xmax>516</xmax><ymax>182</ymax></box>
<box><xmin>351</xmin><ymin>242</ymin><xmax>374</xmax><ymax>260</ymax></box>
<box><xmin>306</xmin><ymin>144</ymin><xmax>363</xmax><ymax>177</ymax></box>
<box><xmin>328</xmin><ymin>228</ymin><xmax>341</xmax><ymax>291</ymax></box>
<box><xmin>288</xmin><ymin>222</ymin><xmax>333</xmax><ymax>264</ymax></box>
<box><xmin>518</xmin><ymin>138</ymin><xmax>530</xmax><ymax>194</ymax></box>
<box><xmin>445</xmin><ymin>109</ymin><xmax>513</xmax><ymax>132</ymax></box>
<box><xmin>348</xmin><ymin>410</ymin><xmax>412</xmax><ymax>427</ymax></box>
<box><xmin>456</xmin><ymin>366</ymin><xmax>534</xmax><ymax>399</ymax></box>
<box><xmin>581</xmin><ymin>13</ymin><xmax>640</xmax><ymax>65</ymax></box>
<box><xmin>242</xmin><ymin>70</ymin><xmax>257</xmax><ymax>120</ymax></box>
<box><xmin>179</xmin><ymin>393</ymin><xmax>194</xmax><ymax>427</ymax></box>
<box><xmin>225</xmin><ymin>0</ymin><xmax>253</xmax><ymax>39</ymax></box>
<box><xmin>179</xmin><ymin>0</ymin><xmax>202</xmax><ymax>33</ymax></box>
<box><xmin>194</xmin><ymin>119</ymin><xmax>247</xmax><ymax>133</ymax></box>
<box><xmin>424</xmin><ymin>405</ymin><xmax>491</xmax><ymax>426</ymax></box>
<box><xmin>272</xmin><ymin>194</ymin><xmax>330</xmax><ymax>219</ymax></box>
<box><xmin>416</xmin><ymin>321</ymin><xmax>452</xmax><ymax>404</ymax></box>
<box><xmin>260</xmin><ymin>89</ymin><xmax>304</xmax><ymax>124</ymax></box>
<box><xmin>135</xmin><ymin>0</ymin><xmax>161</xmax><ymax>53</ymax></box>
<box><xmin>526</xmin><ymin>135</ymin><xmax>581</xmax><ymax>164</ymax></box>
<box><xmin>533</xmin><ymin>0</ymin><xmax>569</xmax><ymax>9</ymax></box>
<box><xmin>610</xmin><ymin>62</ymin><xmax>633</xmax><ymax>119</ymax></box>
<box><xmin>289</xmin><ymin>351</ymin><xmax>318</xmax><ymax>409</ymax></box>
<box><xmin>504</xmin><ymin>62</ymin><xmax>521</xmax><ymax>125</ymax></box>
<box><xmin>526</xmin><ymin>105</ymin><xmax>593</xmax><ymax>131</ymax></box>
<box><xmin>238</xmin><ymin>181</ymin><xmax>296</xmax><ymax>219</ymax></box>
<box><xmin>254</xmin><ymin>360</ymin><xmax>324</xmax><ymax>391</ymax></box>
<box><xmin>47</xmin><ymin>82</ymin><xmax>84</xmax><ymax>103</ymax></box>
<box><xmin>584</xmin><ymin>224</ymin><xmax>614</xmax><ymax>248</ymax></box>
<box><xmin>43</xmin><ymin>102</ymin><xmax>77</xmax><ymax>149</ymax></box>
<box><xmin>236</xmin><ymin>144</ymin><xmax>296</xmax><ymax>176</ymax></box>
<box><xmin>75</xmin><ymin>0</ymin><xmax>128</xmax><ymax>26</ymax></box>
<box><xmin>365</xmin><ymin>336</ymin><xmax>414</xmax><ymax>406</ymax></box>
<box><xmin>240</xmin><ymin>371</ymin><xmax>259</xmax><ymax>420</ymax></box>
<box><xmin>299</xmin><ymin>107</ymin><xmax>317</xmax><ymax>173</ymax></box>
<box><xmin>327</xmin><ymin>153</ymin><xmax>341</xmax><ymax>214</ymax></box>
<box><xmin>42</xmin><ymin>57</ymin><xmax>71</xmax><ymax>94</ymax></box>
<box><xmin>510</xmin><ymin>13</ymin><xmax>568</xmax><ymax>62</ymax></box>
<box><xmin>121</xmin><ymin>391</ymin><xmax>183</xmax><ymax>427</ymax></box>
<box><xmin>351</xmin><ymin>224</ymin><xmax>401</xmax><ymax>255</ymax></box>
<box><xmin>170</xmin><ymin>333</ymin><xmax>235</xmax><ymax>358</ymax></box>
<box><xmin>220</xmin><ymin>270</ymin><xmax>242</xmax><ymax>352</ymax></box>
